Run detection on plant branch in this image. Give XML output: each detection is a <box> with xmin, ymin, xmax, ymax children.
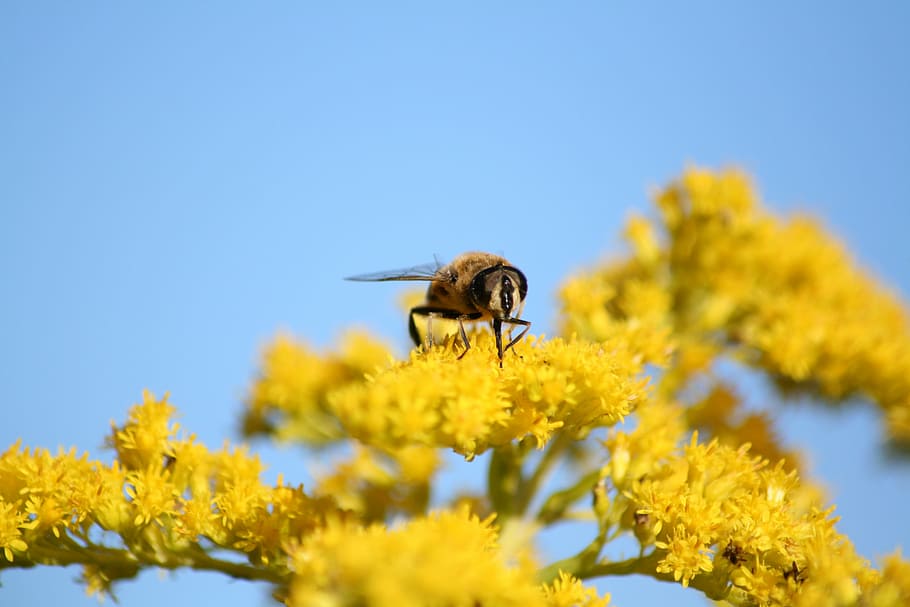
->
<box><xmin>1</xmin><ymin>533</ymin><xmax>287</xmax><ymax>586</ymax></box>
<box><xmin>514</xmin><ymin>433</ymin><xmax>569</xmax><ymax>516</ymax></box>
<box><xmin>583</xmin><ymin>552</ymin><xmax>728</xmax><ymax>600</ymax></box>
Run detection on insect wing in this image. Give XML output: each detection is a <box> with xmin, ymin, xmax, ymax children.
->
<box><xmin>344</xmin><ymin>261</ymin><xmax>443</xmax><ymax>282</ymax></box>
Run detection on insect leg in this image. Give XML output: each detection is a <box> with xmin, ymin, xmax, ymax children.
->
<box><xmin>453</xmin><ymin>312</ymin><xmax>483</xmax><ymax>357</ymax></box>
<box><xmin>492</xmin><ymin>318</ymin><xmax>532</xmax><ymax>366</ymax></box>
<box><xmin>456</xmin><ymin>316</ymin><xmax>471</xmax><ymax>359</ymax></box>
<box><xmin>410</xmin><ymin>306</ymin><xmax>481</xmax><ymax>355</ymax></box>
<box><xmin>409</xmin><ymin>307</ymin><xmax>438</xmax><ymax>347</ymax></box>
<box><xmin>493</xmin><ymin>318</ymin><xmax>504</xmax><ymax>366</ymax></box>
<box><xmin>503</xmin><ymin>318</ymin><xmax>531</xmax><ymax>353</ymax></box>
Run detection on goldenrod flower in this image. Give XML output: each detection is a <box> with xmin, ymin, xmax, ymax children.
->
<box><xmin>3</xmin><ymin>168</ymin><xmax>910</xmax><ymax>607</ymax></box>
<box><xmin>314</xmin><ymin>444</ymin><xmax>438</xmax><ymax>521</ymax></box>
<box><xmin>860</xmin><ymin>550</ymin><xmax>910</xmax><ymax>607</ymax></box>
<box><xmin>0</xmin><ymin>392</ymin><xmax>348</xmax><ymax>594</ymax></box>
<box><xmin>248</xmin><ymin>331</ymin><xmax>652</xmax><ymax>459</ymax></box>
<box><xmin>0</xmin><ymin>501</ymin><xmax>28</xmax><ymax>562</ymax></box>
<box><xmin>244</xmin><ymin>332</ymin><xmax>394</xmax><ymax>443</ymax></box>
<box><xmin>287</xmin><ymin>507</ymin><xmax>546</xmax><ymax>607</ymax></box>
<box><xmin>542</xmin><ymin>571</ymin><xmax>610</xmax><ymax>607</ymax></box>
<box><xmin>561</xmin><ymin>166</ymin><xmax>910</xmax><ymax>451</ymax></box>
<box><xmin>654</xmin><ymin>523</ymin><xmax>715</xmax><ymax>587</ymax></box>
<box><xmin>109</xmin><ymin>389</ymin><xmax>179</xmax><ymax>470</ymax></box>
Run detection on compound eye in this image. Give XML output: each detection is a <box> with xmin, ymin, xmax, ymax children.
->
<box><xmin>507</xmin><ymin>267</ymin><xmax>528</xmax><ymax>302</ymax></box>
<box><xmin>469</xmin><ymin>273</ymin><xmax>490</xmax><ymax>308</ymax></box>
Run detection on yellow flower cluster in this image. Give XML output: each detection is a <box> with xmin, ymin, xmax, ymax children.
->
<box><xmin>586</xmin><ymin>393</ymin><xmax>908</xmax><ymax>607</ymax></box>
<box><xmin>2</xmin><ymin>392</ymin><xmax>611</xmax><ymax>605</ymax></box>
<box><xmin>288</xmin><ymin>507</ymin><xmax>544</xmax><ymax>607</ymax></box>
<box><xmin>246</xmin><ymin>331</ymin><xmax>655</xmax><ymax>459</ymax></box>
<box><xmin>560</xmin><ymin>167</ymin><xmax>910</xmax><ymax>447</ymax></box>
<box><xmin>313</xmin><ymin>444</ymin><xmax>439</xmax><ymax>522</ymax></box>
<box><xmin>543</xmin><ymin>571</ymin><xmax>611</xmax><ymax>607</ymax></box>
<box><xmin>5</xmin><ymin>167</ymin><xmax>910</xmax><ymax>607</ymax></box>
<box><xmin>243</xmin><ymin>332</ymin><xmax>394</xmax><ymax>443</ymax></box>
<box><xmin>617</xmin><ymin>432</ymin><xmax>855</xmax><ymax>602</ymax></box>
<box><xmin>0</xmin><ymin>391</ymin><xmax>346</xmax><ymax>596</ymax></box>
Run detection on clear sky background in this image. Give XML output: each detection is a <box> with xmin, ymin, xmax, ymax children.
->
<box><xmin>2</xmin><ymin>3</ymin><xmax>909</xmax><ymax>606</ymax></box>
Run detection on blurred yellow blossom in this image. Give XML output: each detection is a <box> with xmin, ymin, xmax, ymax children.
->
<box><xmin>287</xmin><ymin>507</ymin><xmax>545</xmax><ymax>607</ymax></box>
<box><xmin>859</xmin><ymin>550</ymin><xmax>910</xmax><ymax>607</ymax></box>
<box><xmin>243</xmin><ymin>332</ymin><xmax>394</xmax><ymax>443</ymax></box>
<box><xmin>542</xmin><ymin>571</ymin><xmax>610</xmax><ymax>607</ymax></box>
<box><xmin>562</xmin><ymin>166</ymin><xmax>910</xmax><ymax>447</ymax></box>
<box><xmin>313</xmin><ymin>444</ymin><xmax>437</xmax><ymax>521</ymax></box>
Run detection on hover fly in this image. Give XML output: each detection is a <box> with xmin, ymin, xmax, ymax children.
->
<box><xmin>346</xmin><ymin>251</ymin><xmax>531</xmax><ymax>366</ymax></box>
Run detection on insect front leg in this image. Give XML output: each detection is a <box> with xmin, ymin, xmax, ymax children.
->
<box><xmin>493</xmin><ymin>318</ymin><xmax>504</xmax><ymax>366</ymax></box>
<box><xmin>492</xmin><ymin>317</ymin><xmax>532</xmax><ymax>367</ymax></box>
<box><xmin>504</xmin><ymin>318</ymin><xmax>531</xmax><ymax>353</ymax></box>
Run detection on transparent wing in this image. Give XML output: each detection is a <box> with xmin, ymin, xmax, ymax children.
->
<box><xmin>344</xmin><ymin>261</ymin><xmax>444</xmax><ymax>282</ymax></box>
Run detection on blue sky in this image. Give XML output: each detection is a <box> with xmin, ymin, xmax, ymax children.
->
<box><xmin>2</xmin><ymin>3</ymin><xmax>909</xmax><ymax>605</ymax></box>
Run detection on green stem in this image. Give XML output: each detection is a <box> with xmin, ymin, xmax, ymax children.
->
<box><xmin>1</xmin><ymin>534</ymin><xmax>286</xmax><ymax>586</ymax></box>
<box><xmin>581</xmin><ymin>552</ymin><xmax>663</xmax><ymax>578</ymax></box>
<box><xmin>488</xmin><ymin>444</ymin><xmax>522</xmax><ymax>520</ymax></box>
<box><xmin>514</xmin><ymin>434</ymin><xmax>569</xmax><ymax>516</ymax></box>
<box><xmin>583</xmin><ymin>552</ymin><xmax>727</xmax><ymax>600</ymax></box>
<box><xmin>535</xmin><ymin>468</ymin><xmax>602</xmax><ymax>525</ymax></box>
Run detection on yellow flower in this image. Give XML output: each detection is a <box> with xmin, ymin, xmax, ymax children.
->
<box><xmin>212</xmin><ymin>445</ymin><xmax>270</xmax><ymax>530</ymax></box>
<box><xmin>542</xmin><ymin>571</ymin><xmax>610</xmax><ymax>607</ymax></box>
<box><xmin>859</xmin><ymin>550</ymin><xmax>910</xmax><ymax>607</ymax></box>
<box><xmin>19</xmin><ymin>495</ymin><xmax>65</xmax><ymax>537</ymax></box>
<box><xmin>558</xmin><ymin>269</ymin><xmax>674</xmax><ymax>366</ymax></box>
<box><xmin>244</xmin><ymin>332</ymin><xmax>393</xmax><ymax>443</ymax></box>
<box><xmin>0</xmin><ymin>500</ymin><xmax>29</xmax><ymax>562</ymax></box>
<box><xmin>0</xmin><ymin>393</ymin><xmax>351</xmax><ymax>596</ymax></box>
<box><xmin>91</xmin><ymin>462</ymin><xmax>131</xmax><ymax>534</ymax></box>
<box><xmin>604</xmin><ymin>397</ymin><xmax>686</xmax><ymax>487</ymax></box>
<box><xmin>561</xmin><ymin>166</ymin><xmax>910</xmax><ymax>447</ymax></box>
<box><xmin>610</xmin><ymin>428</ymin><xmax>874</xmax><ymax>605</ymax></box>
<box><xmin>0</xmin><ymin>442</ymin><xmax>102</xmax><ymax>538</ymax></box>
<box><xmin>624</xmin><ymin>213</ymin><xmax>660</xmax><ymax>267</ymax></box>
<box><xmin>655</xmin><ymin>523</ymin><xmax>715</xmax><ymax>587</ymax></box>
<box><xmin>686</xmin><ymin>383</ymin><xmax>802</xmax><ymax>469</ymax></box>
<box><xmin>109</xmin><ymin>390</ymin><xmax>178</xmax><ymax>470</ymax></box>
<box><xmin>247</xmin><ymin>329</ymin><xmax>652</xmax><ymax>459</ymax></box>
<box><xmin>313</xmin><ymin>444</ymin><xmax>437</xmax><ymax>521</ymax></box>
<box><xmin>125</xmin><ymin>467</ymin><xmax>179</xmax><ymax>527</ymax></box>
<box><xmin>287</xmin><ymin>507</ymin><xmax>546</xmax><ymax>607</ymax></box>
